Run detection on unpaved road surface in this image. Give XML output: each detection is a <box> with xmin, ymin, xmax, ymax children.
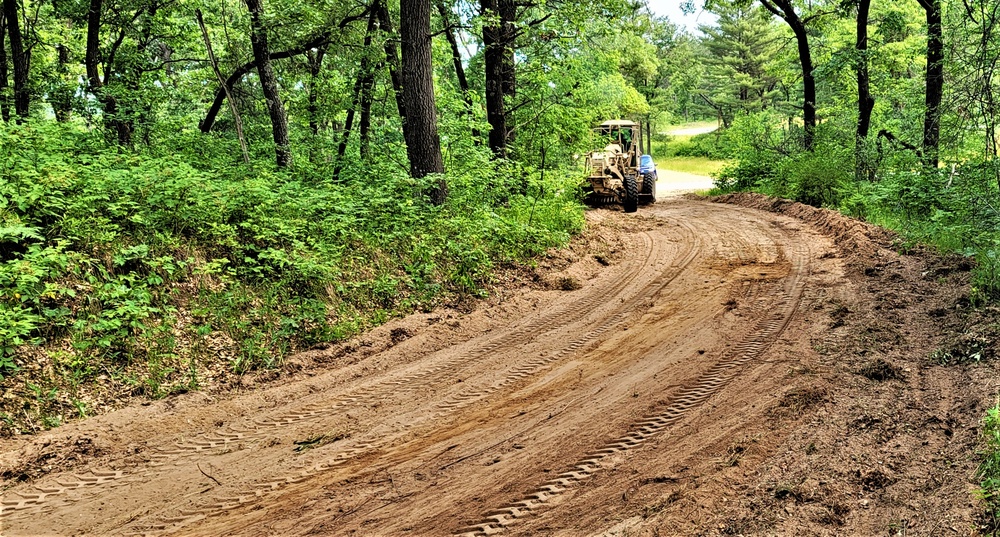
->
<box><xmin>656</xmin><ymin>170</ymin><xmax>715</xmax><ymax>195</ymax></box>
<box><xmin>1</xmin><ymin>195</ymin><xmax>991</xmax><ymax>536</ymax></box>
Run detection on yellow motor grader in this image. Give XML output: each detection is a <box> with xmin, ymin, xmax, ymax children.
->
<box><xmin>583</xmin><ymin>120</ymin><xmax>655</xmax><ymax>212</ymax></box>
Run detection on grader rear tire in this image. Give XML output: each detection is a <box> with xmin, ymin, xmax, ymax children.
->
<box><xmin>641</xmin><ymin>172</ymin><xmax>657</xmax><ymax>204</ymax></box>
<box><xmin>623</xmin><ymin>175</ymin><xmax>639</xmax><ymax>213</ymax></box>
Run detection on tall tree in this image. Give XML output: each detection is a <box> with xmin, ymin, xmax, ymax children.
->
<box><xmin>400</xmin><ymin>0</ymin><xmax>446</xmax><ymax>201</ymax></box>
<box><xmin>759</xmin><ymin>0</ymin><xmax>817</xmax><ymax>151</ymax></box>
<box><xmin>480</xmin><ymin>0</ymin><xmax>516</xmax><ymax>157</ymax></box>
<box><xmin>3</xmin><ymin>0</ymin><xmax>28</xmax><ymax>119</ymax></box>
<box><xmin>917</xmin><ymin>0</ymin><xmax>943</xmax><ymax>168</ymax></box>
<box><xmin>245</xmin><ymin>0</ymin><xmax>292</xmax><ymax>167</ymax></box>
<box><xmin>699</xmin><ymin>5</ymin><xmax>782</xmax><ymax>127</ymax></box>
<box><xmin>855</xmin><ymin>0</ymin><xmax>875</xmax><ymax>180</ymax></box>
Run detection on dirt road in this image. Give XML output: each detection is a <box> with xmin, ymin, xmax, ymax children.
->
<box><xmin>655</xmin><ymin>169</ymin><xmax>715</xmax><ymax>195</ymax></box>
<box><xmin>0</xmin><ymin>195</ymin><xmax>988</xmax><ymax>536</ymax></box>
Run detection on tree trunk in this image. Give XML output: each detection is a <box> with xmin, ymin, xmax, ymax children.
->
<box><xmin>85</xmin><ymin>0</ymin><xmax>102</xmax><ymax>98</ymax></box>
<box><xmin>85</xmin><ymin>0</ymin><xmax>133</xmax><ymax>145</ymax></box>
<box><xmin>0</xmin><ymin>12</ymin><xmax>10</xmax><ymax>123</ymax></box>
<box><xmin>918</xmin><ymin>0</ymin><xmax>943</xmax><ymax>168</ymax></box>
<box><xmin>856</xmin><ymin>0</ymin><xmax>875</xmax><ymax>181</ymax></box>
<box><xmin>481</xmin><ymin>0</ymin><xmax>516</xmax><ymax>158</ymax></box>
<box><xmin>245</xmin><ymin>0</ymin><xmax>291</xmax><ymax>167</ymax></box>
<box><xmin>400</xmin><ymin>0</ymin><xmax>446</xmax><ymax>201</ymax></box>
<box><xmin>358</xmin><ymin>68</ymin><xmax>375</xmax><ymax>158</ymax></box>
<box><xmin>52</xmin><ymin>44</ymin><xmax>73</xmax><ymax>122</ymax></box>
<box><xmin>334</xmin><ymin>62</ymin><xmax>366</xmax><ymax>177</ymax></box>
<box><xmin>306</xmin><ymin>46</ymin><xmax>327</xmax><ymax>136</ymax></box>
<box><xmin>760</xmin><ymin>0</ymin><xmax>815</xmax><ymax>151</ymax></box>
<box><xmin>357</xmin><ymin>7</ymin><xmax>378</xmax><ymax>159</ymax></box>
<box><xmin>375</xmin><ymin>0</ymin><xmax>407</xmax><ymax>123</ymax></box>
<box><xmin>337</xmin><ymin>87</ymin><xmax>359</xmax><ymax>164</ymax></box>
<box><xmin>436</xmin><ymin>0</ymin><xmax>479</xmax><ymax>140</ymax></box>
<box><xmin>3</xmin><ymin>0</ymin><xmax>28</xmax><ymax>119</ymax></box>
<box><xmin>335</xmin><ymin>6</ymin><xmax>378</xmax><ymax>174</ymax></box>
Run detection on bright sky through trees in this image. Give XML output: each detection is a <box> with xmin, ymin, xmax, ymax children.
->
<box><xmin>645</xmin><ymin>0</ymin><xmax>716</xmax><ymax>32</ymax></box>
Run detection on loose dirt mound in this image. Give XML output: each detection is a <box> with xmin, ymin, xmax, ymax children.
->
<box><xmin>639</xmin><ymin>192</ymin><xmax>998</xmax><ymax>535</ymax></box>
<box><xmin>712</xmin><ymin>192</ymin><xmax>896</xmax><ymax>264</ymax></box>
<box><xmin>715</xmin><ymin>192</ymin><xmax>994</xmax><ymax>360</ymax></box>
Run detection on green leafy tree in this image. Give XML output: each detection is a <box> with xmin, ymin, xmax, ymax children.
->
<box><xmin>699</xmin><ymin>4</ymin><xmax>783</xmax><ymax>127</ymax></box>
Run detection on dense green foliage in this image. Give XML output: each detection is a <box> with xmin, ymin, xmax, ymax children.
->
<box><xmin>0</xmin><ymin>0</ymin><xmax>697</xmax><ymax>432</ymax></box>
<box><xmin>0</xmin><ymin>120</ymin><xmax>582</xmax><ymax>432</ymax></box>
<box><xmin>977</xmin><ymin>404</ymin><xmax>1000</xmax><ymax>528</ymax></box>
<box><xmin>690</xmin><ymin>1</ymin><xmax>1000</xmax><ymax>301</ymax></box>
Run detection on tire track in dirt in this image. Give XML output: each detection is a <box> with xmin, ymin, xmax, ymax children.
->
<box><xmin>1</xmin><ymin>220</ymin><xmax>695</xmax><ymax>533</ymax></box>
<box><xmin>112</xmin><ymin>221</ymin><xmax>706</xmax><ymax>535</ymax></box>
<box><xmin>452</xmin><ymin>215</ymin><xmax>812</xmax><ymax>536</ymax></box>
<box><xmin>158</xmin><ymin>230</ymin><xmax>662</xmax><ymax>449</ymax></box>
<box><xmin>2</xmin><ymin>200</ymin><xmax>829</xmax><ymax>537</ymax></box>
<box><xmin>144</xmin><ymin>207</ymin><xmax>811</xmax><ymax>536</ymax></box>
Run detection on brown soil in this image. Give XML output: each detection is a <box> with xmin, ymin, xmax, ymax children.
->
<box><xmin>2</xmin><ymin>193</ymin><xmax>997</xmax><ymax>536</ymax></box>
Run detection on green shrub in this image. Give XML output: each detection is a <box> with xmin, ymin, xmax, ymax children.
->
<box><xmin>711</xmin><ymin>111</ymin><xmax>787</xmax><ymax>193</ymax></box>
<box><xmin>672</xmin><ymin>132</ymin><xmax>728</xmax><ymax>159</ymax></box>
<box><xmin>0</xmin><ymin>122</ymin><xmax>586</xmax><ymax>430</ymax></box>
<box><xmin>776</xmin><ymin>145</ymin><xmax>853</xmax><ymax>207</ymax></box>
<box><xmin>978</xmin><ymin>405</ymin><xmax>1000</xmax><ymax>527</ymax></box>
<box><xmin>713</xmin><ymin>160</ymin><xmax>778</xmax><ymax>192</ymax></box>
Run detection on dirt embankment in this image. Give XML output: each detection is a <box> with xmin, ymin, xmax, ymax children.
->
<box><xmin>1</xmin><ymin>193</ymin><xmax>997</xmax><ymax>536</ymax></box>
<box><xmin>696</xmin><ymin>192</ymin><xmax>996</xmax><ymax>536</ymax></box>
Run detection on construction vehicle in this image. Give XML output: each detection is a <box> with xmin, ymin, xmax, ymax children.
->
<box><xmin>583</xmin><ymin>120</ymin><xmax>656</xmax><ymax>212</ymax></box>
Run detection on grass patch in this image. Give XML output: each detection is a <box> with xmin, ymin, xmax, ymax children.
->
<box><xmin>661</xmin><ymin>120</ymin><xmax>719</xmax><ymax>134</ymax></box>
<box><xmin>657</xmin><ymin>156</ymin><xmax>727</xmax><ymax>176</ymax></box>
